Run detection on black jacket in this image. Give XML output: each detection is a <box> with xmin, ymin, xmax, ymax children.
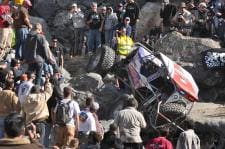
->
<box><xmin>22</xmin><ymin>31</ymin><xmax>49</xmax><ymax>63</ymax></box>
<box><xmin>124</xmin><ymin>2</ymin><xmax>140</xmax><ymax>26</ymax></box>
<box><xmin>160</xmin><ymin>4</ymin><xmax>177</xmax><ymax>26</ymax></box>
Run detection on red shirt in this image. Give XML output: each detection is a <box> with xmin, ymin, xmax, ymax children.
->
<box><xmin>145</xmin><ymin>137</ymin><xmax>173</xmax><ymax>149</ymax></box>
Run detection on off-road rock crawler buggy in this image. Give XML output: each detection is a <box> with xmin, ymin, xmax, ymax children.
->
<box><xmin>87</xmin><ymin>43</ymin><xmax>199</xmax><ymax>130</ymax></box>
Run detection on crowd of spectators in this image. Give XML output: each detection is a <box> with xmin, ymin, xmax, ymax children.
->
<box><xmin>0</xmin><ymin>0</ymin><xmax>214</xmax><ymax>148</ymax></box>
<box><xmin>160</xmin><ymin>0</ymin><xmax>225</xmax><ymax>41</ymax></box>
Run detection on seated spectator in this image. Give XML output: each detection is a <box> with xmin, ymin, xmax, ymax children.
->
<box><xmin>0</xmin><ymin>113</ymin><xmax>42</xmax><ymax>149</ymax></box>
<box><xmin>22</xmin><ymin>23</ymin><xmax>51</xmax><ymax>86</ymax></box>
<box><xmin>172</xmin><ymin>2</ymin><xmax>193</xmax><ymax>36</ymax></box>
<box><xmin>10</xmin><ymin>59</ymin><xmax>24</xmax><ymax>82</ymax></box>
<box><xmin>101</xmin><ymin>123</ymin><xmax>123</xmax><ymax>149</ymax></box>
<box><xmin>145</xmin><ymin>127</ymin><xmax>173</xmax><ymax>149</ymax></box>
<box><xmin>115</xmin><ymin>27</ymin><xmax>134</xmax><ymax>60</ymax></box>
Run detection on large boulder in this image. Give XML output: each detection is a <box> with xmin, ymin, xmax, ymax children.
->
<box><xmin>154</xmin><ymin>32</ymin><xmax>223</xmax><ymax>101</ymax></box>
<box><xmin>137</xmin><ymin>2</ymin><xmax>161</xmax><ymax>40</ymax></box>
<box><xmin>71</xmin><ymin>73</ymin><xmax>104</xmax><ymax>92</ymax></box>
<box><xmin>188</xmin><ymin>102</ymin><xmax>225</xmax><ymax>148</ymax></box>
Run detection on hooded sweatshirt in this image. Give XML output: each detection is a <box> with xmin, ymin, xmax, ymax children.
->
<box><xmin>104</xmin><ymin>7</ymin><xmax>118</xmax><ymax>30</ymax></box>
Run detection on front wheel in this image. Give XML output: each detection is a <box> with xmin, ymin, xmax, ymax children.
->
<box><xmin>86</xmin><ymin>45</ymin><xmax>115</xmax><ymax>76</ymax></box>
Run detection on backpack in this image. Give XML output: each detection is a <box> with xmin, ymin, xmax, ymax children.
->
<box><xmin>55</xmin><ymin>100</ymin><xmax>72</xmax><ymax>126</ymax></box>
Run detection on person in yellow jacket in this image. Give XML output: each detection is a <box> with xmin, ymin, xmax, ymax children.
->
<box><xmin>116</xmin><ymin>27</ymin><xmax>134</xmax><ymax>60</ymax></box>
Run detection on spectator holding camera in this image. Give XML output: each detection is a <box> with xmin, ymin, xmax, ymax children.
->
<box><xmin>172</xmin><ymin>2</ymin><xmax>193</xmax><ymax>36</ymax></box>
<box><xmin>86</xmin><ymin>2</ymin><xmax>102</xmax><ymax>55</ymax></box>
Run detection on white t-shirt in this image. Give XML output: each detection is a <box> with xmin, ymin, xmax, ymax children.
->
<box><xmin>18</xmin><ymin>81</ymin><xmax>34</xmax><ymax>105</ymax></box>
<box><xmin>78</xmin><ymin>110</ymin><xmax>96</xmax><ymax>135</ymax></box>
<box><xmin>54</xmin><ymin>99</ymin><xmax>80</xmax><ymax>127</ymax></box>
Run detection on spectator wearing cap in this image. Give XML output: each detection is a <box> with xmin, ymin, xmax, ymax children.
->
<box><xmin>114</xmin><ymin>17</ymin><xmax>132</xmax><ymax>37</ymax></box>
<box><xmin>123</xmin><ymin>0</ymin><xmax>140</xmax><ymax>40</ymax></box>
<box><xmin>101</xmin><ymin>6</ymin><xmax>118</xmax><ymax>47</ymax></box>
<box><xmin>78</xmin><ymin>103</ymin><xmax>97</xmax><ymax>145</ymax></box>
<box><xmin>86</xmin><ymin>2</ymin><xmax>103</xmax><ymax>55</ymax></box>
<box><xmin>70</xmin><ymin>3</ymin><xmax>86</xmax><ymax>56</ymax></box>
<box><xmin>172</xmin><ymin>2</ymin><xmax>193</xmax><ymax>36</ymax></box>
<box><xmin>22</xmin><ymin>79</ymin><xmax>53</xmax><ymax>145</ymax></box>
<box><xmin>160</xmin><ymin>0</ymin><xmax>177</xmax><ymax>35</ymax></box>
<box><xmin>113</xmin><ymin>94</ymin><xmax>146</xmax><ymax>149</ymax></box>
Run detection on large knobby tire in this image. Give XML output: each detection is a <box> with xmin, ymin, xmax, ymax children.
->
<box><xmin>87</xmin><ymin>45</ymin><xmax>115</xmax><ymax>76</ymax></box>
<box><xmin>158</xmin><ymin>103</ymin><xmax>186</xmax><ymax>126</ymax></box>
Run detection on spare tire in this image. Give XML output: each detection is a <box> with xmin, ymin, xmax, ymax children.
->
<box><xmin>160</xmin><ymin>103</ymin><xmax>186</xmax><ymax>118</ymax></box>
<box><xmin>87</xmin><ymin>45</ymin><xmax>115</xmax><ymax>76</ymax></box>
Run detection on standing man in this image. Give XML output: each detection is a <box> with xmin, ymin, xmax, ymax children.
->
<box><xmin>113</xmin><ymin>94</ymin><xmax>147</xmax><ymax>149</ymax></box>
<box><xmin>160</xmin><ymin>0</ymin><xmax>177</xmax><ymax>35</ymax></box>
<box><xmin>123</xmin><ymin>0</ymin><xmax>140</xmax><ymax>40</ymax></box>
<box><xmin>54</xmin><ymin>86</ymin><xmax>80</xmax><ymax>148</ymax></box>
<box><xmin>71</xmin><ymin>3</ymin><xmax>86</xmax><ymax>56</ymax></box>
<box><xmin>49</xmin><ymin>37</ymin><xmax>64</xmax><ymax>70</ymax></box>
<box><xmin>12</xmin><ymin>6</ymin><xmax>32</xmax><ymax>59</ymax></box>
<box><xmin>103</xmin><ymin>6</ymin><xmax>118</xmax><ymax>47</ymax></box>
<box><xmin>86</xmin><ymin>2</ymin><xmax>102</xmax><ymax>55</ymax></box>
<box><xmin>176</xmin><ymin>119</ymin><xmax>200</xmax><ymax>149</ymax></box>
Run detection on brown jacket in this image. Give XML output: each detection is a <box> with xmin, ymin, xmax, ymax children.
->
<box><xmin>0</xmin><ymin>90</ymin><xmax>21</xmax><ymax>117</ymax></box>
<box><xmin>0</xmin><ymin>137</ymin><xmax>43</xmax><ymax>149</ymax></box>
<box><xmin>22</xmin><ymin>83</ymin><xmax>53</xmax><ymax>124</ymax></box>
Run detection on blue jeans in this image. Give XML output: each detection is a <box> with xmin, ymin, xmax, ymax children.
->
<box><xmin>131</xmin><ymin>24</ymin><xmax>137</xmax><ymax>41</ymax></box>
<box><xmin>87</xmin><ymin>29</ymin><xmax>101</xmax><ymax>52</ymax></box>
<box><xmin>44</xmin><ymin>123</ymin><xmax>51</xmax><ymax>147</ymax></box>
<box><xmin>35</xmin><ymin>121</ymin><xmax>48</xmax><ymax>146</ymax></box>
<box><xmin>15</xmin><ymin>27</ymin><xmax>29</xmax><ymax>59</ymax></box>
<box><xmin>105</xmin><ymin>30</ymin><xmax>114</xmax><ymax>47</ymax></box>
<box><xmin>28</xmin><ymin>62</ymin><xmax>44</xmax><ymax>86</ymax></box>
<box><xmin>0</xmin><ymin>117</ymin><xmax>5</xmax><ymax>138</ymax></box>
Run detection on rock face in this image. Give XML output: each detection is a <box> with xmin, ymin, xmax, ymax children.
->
<box><xmin>154</xmin><ymin>32</ymin><xmax>224</xmax><ymax>101</ymax></box>
<box><xmin>137</xmin><ymin>2</ymin><xmax>161</xmax><ymax>40</ymax></box>
<box><xmin>188</xmin><ymin>102</ymin><xmax>225</xmax><ymax>149</ymax></box>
